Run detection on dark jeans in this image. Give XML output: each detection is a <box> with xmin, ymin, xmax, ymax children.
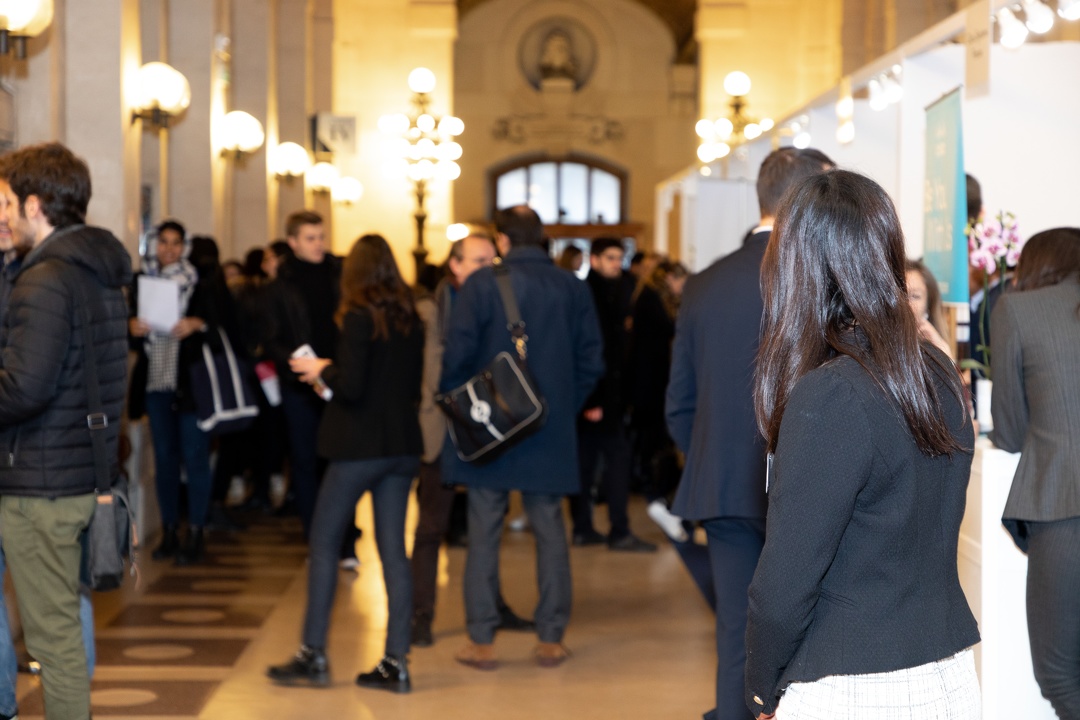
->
<box><xmin>280</xmin><ymin>383</ymin><xmax>326</xmax><ymax>539</ymax></box>
<box><xmin>465</xmin><ymin>487</ymin><xmax>570</xmax><ymax>644</ymax></box>
<box><xmin>145</xmin><ymin>391</ymin><xmax>212</xmax><ymax>527</ymax></box>
<box><xmin>411</xmin><ymin>461</ymin><xmax>456</xmax><ymax>620</ymax></box>
<box><xmin>1027</xmin><ymin>517</ymin><xmax>1080</xmax><ymax>720</ymax></box>
<box><xmin>571</xmin><ymin>422</ymin><xmax>631</xmax><ymax>540</ymax></box>
<box><xmin>302</xmin><ymin>456</ymin><xmax>418</xmax><ymax>658</ymax></box>
<box><xmin>702</xmin><ymin>517</ymin><xmax>766</xmax><ymax>720</ymax></box>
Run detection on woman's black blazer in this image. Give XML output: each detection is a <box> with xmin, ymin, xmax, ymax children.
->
<box><xmin>745</xmin><ymin>350</ymin><xmax>979</xmax><ymax>715</ymax></box>
<box><xmin>316</xmin><ymin>307</ymin><xmax>424</xmax><ymax>461</ymax></box>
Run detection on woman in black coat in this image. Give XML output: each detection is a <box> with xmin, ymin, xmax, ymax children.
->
<box><xmin>267</xmin><ymin>234</ymin><xmax>423</xmax><ymax>693</ymax></box>
<box><xmin>745</xmin><ymin>171</ymin><xmax>980</xmax><ymax>719</ymax></box>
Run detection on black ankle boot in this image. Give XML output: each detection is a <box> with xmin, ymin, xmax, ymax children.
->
<box><xmin>174</xmin><ymin>526</ymin><xmax>205</xmax><ymax>566</ymax></box>
<box><xmin>267</xmin><ymin>645</ymin><xmax>330</xmax><ymax>687</ymax></box>
<box><xmin>411</xmin><ymin>613</ymin><xmax>433</xmax><ymax>648</ymax></box>
<box><xmin>152</xmin><ymin>525</ymin><xmax>179</xmax><ymax>561</ymax></box>
<box><xmin>355</xmin><ymin>655</ymin><xmax>410</xmax><ymax>693</ymax></box>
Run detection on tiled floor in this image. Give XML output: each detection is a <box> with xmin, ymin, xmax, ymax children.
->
<box><xmin>16</xmin><ymin>496</ymin><xmax>715</xmax><ymax>719</ymax></box>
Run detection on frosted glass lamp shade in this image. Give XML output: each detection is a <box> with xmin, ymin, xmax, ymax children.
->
<box><xmin>220</xmin><ymin>111</ymin><xmax>264</xmax><ymax>154</ymax></box>
<box><xmin>408</xmin><ymin>67</ymin><xmax>437</xmax><ymax>94</ymax></box>
<box><xmin>306</xmin><ymin>162</ymin><xmax>339</xmax><ymax>192</ymax></box>
<box><xmin>331</xmin><ymin>177</ymin><xmax>364</xmax><ymax>204</ymax></box>
<box><xmin>723</xmin><ymin>71</ymin><xmax>752</xmax><ymax>97</ymax></box>
<box><xmin>0</xmin><ymin>0</ymin><xmax>53</xmax><ymax>35</ymax></box>
<box><xmin>271</xmin><ymin>142</ymin><xmax>311</xmax><ymax>178</ymax></box>
<box><xmin>134</xmin><ymin>62</ymin><xmax>191</xmax><ymax>115</ymax></box>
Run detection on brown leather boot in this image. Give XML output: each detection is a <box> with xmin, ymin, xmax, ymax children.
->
<box><xmin>454</xmin><ymin>642</ymin><xmax>497</xmax><ymax>671</ymax></box>
<box><xmin>534</xmin><ymin>642</ymin><xmax>570</xmax><ymax>668</ymax></box>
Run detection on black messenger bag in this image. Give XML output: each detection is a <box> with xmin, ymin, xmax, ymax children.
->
<box><xmin>436</xmin><ymin>264</ymin><xmax>546</xmax><ymax>463</ymax></box>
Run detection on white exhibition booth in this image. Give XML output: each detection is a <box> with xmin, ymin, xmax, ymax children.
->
<box><xmin>657</xmin><ymin>14</ymin><xmax>1080</xmax><ymax>720</ymax></box>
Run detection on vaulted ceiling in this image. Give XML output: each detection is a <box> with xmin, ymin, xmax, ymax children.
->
<box><xmin>458</xmin><ymin>0</ymin><xmax>698</xmax><ymax>61</ymax></box>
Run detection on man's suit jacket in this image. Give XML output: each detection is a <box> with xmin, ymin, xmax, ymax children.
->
<box><xmin>991</xmin><ymin>279</ymin><xmax>1080</xmax><ymax>551</ymax></box>
<box><xmin>666</xmin><ymin>230</ymin><xmax>770</xmax><ymax>522</ymax></box>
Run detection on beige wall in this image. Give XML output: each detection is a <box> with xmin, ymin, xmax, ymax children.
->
<box><xmin>454</xmin><ymin>0</ymin><xmax>698</xmax><ymax>251</ymax></box>
<box><xmin>330</xmin><ymin>0</ymin><xmax>457</xmax><ymax>277</ymax></box>
<box><xmin>697</xmin><ymin>0</ymin><xmax>843</xmax><ymax>126</ymax></box>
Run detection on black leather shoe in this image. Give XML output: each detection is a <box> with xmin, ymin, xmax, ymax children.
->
<box><xmin>608</xmin><ymin>533</ymin><xmax>657</xmax><ymax>553</ymax></box>
<box><xmin>411</xmin><ymin>615</ymin><xmax>434</xmax><ymax>647</ymax></box>
<box><xmin>497</xmin><ymin>606</ymin><xmax>536</xmax><ymax>632</ymax></box>
<box><xmin>355</xmin><ymin>655</ymin><xmax>410</xmax><ymax>694</ymax></box>
<box><xmin>152</xmin><ymin>525</ymin><xmax>179</xmax><ymax>561</ymax></box>
<box><xmin>174</xmin><ymin>526</ymin><xmax>205</xmax><ymax>566</ymax></box>
<box><xmin>267</xmin><ymin>645</ymin><xmax>330</xmax><ymax>687</ymax></box>
<box><xmin>572</xmin><ymin>530</ymin><xmax>607</xmax><ymax>547</ymax></box>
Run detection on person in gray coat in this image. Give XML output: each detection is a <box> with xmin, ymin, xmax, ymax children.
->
<box><xmin>441</xmin><ymin>205</ymin><xmax>603</xmax><ymax>670</ymax></box>
<box><xmin>991</xmin><ymin>227</ymin><xmax>1080</xmax><ymax>720</ymax></box>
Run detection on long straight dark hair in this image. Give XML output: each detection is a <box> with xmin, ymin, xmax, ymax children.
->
<box><xmin>338</xmin><ymin>234</ymin><xmax>416</xmax><ymax>340</ymax></box>
<box><xmin>754</xmin><ymin>170</ymin><xmax>965</xmax><ymax>456</ymax></box>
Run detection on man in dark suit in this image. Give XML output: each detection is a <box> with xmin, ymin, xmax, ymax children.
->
<box><xmin>666</xmin><ymin>147</ymin><xmax>835</xmax><ymax>720</ymax></box>
<box><xmin>442</xmin><ymin>205</ymin><xmax>604</xmax><ymax>670</ymax></box>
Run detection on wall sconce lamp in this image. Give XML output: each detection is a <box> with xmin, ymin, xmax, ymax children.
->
<box><xmin>271</xmin><ymin>141</ymin><xmax>311</xmax><ymax>181</ymax></box>
<box><xmin>131</xmin><ymin>62</ymin><xmax>192</xmax><ymax>129</ymax></box>
<box><xmin>220</xmin><ymin>110</ymin><xmax>265</xmax><ymax>158</ymax></box>
<box><xmin>695</xmin><ymin>71</ymin><xmax>774</xmax><ymax>163</ymax></box>
<box><xmin>305</xmin><ymin>161</ymin><xmax>339</xmax><ymax>193</ymax></box>
<box><xmin>0</xmin><ymin>0</ymin><xmax>53</xmax><ymax>59</ymax></box>
<box><xmin>331</xmin><ymin>176</ymin><xmax>364</xmax><ymax>205</ymax></box>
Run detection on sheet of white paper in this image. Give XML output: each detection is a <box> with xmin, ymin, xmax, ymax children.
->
<box><xmin>138</xmin><ymin>275</ymin><xmax>181</xmax><ymax>333</ymax></box>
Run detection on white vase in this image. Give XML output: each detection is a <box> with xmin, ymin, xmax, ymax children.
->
<box><xmin>976</xmin><ymin>378</ymin><xmax>993</xmax><ymax>433</ymax></box>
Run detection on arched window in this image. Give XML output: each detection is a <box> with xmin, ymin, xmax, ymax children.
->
<box><xmin>489</xmin><ymin>155</ymin><xmax>643</xmax><ymax>275</ymax></box>
<box><xmin>490</xmin><ymin>155</ymin><xmax>627</xmax><ymax>226</ymax></box>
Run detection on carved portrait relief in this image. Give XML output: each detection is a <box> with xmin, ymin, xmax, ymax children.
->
<box><xmin>519</xmin><ymin>17</ymin><xmax>596</xmax><ymax>90</ymax></box>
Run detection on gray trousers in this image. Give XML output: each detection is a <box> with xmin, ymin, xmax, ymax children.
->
<box><xmin>465</xmin><ymin>487</ymin><xmax>570</xmax><ymax>644</ymax></box>
<box><xmin>1027</xmin><ymin>516</ymin><xmax>1080</xmax><ymax>720</ymax></box>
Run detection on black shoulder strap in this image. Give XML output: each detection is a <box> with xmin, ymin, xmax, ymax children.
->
<box><xmin>493</xmin><ymin>263</ymin><xmax>528</xmax><ymax>361</ymax></box>
<box><xmin>66</xmin><ymin>264</ymin><xmax>112</xmax><ymax>495</ymax></box>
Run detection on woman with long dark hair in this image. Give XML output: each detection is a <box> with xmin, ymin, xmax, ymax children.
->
<box><xmin>268</xmin><ymin>234</ymin><xmax>424</xmax><ymax>693</ymax></box>
<box><xmin>991</xmin><ymin>227</ymin><xmax>1080</xmax><ymax>719</ymax></box>
<box><xmin>745</xmin><ymin>170</ymin><xmax>980</xmax><ymax>719</ymax></box>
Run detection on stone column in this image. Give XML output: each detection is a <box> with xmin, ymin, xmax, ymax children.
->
<box><xmin>273</xmin><ymin>0</ymin><xmax>308</xmax><ymax>238</ymax></box>
<box><xmin>229</xmin><ymin>0</ymin><xmax>275</xmax><ymax>259</ymax></box>
<box><xmin>64</xmin><ymin>0</ymin><xmax>143</xmax><ymax>256</ymax></box>
<box><xmin>168</xmin><ymin>0</ymin><xmax>227</xmax><ymax>242</ymax></box>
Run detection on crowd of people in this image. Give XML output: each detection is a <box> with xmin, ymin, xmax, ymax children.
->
<box><xmin>0</xmin><ymin>139</ymin><xmax>1076</xmax><ymax>720</ymax></box>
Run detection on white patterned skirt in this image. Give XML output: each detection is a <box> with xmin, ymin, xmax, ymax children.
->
<box><xmin>775</xmin><ymin>649</ymin><xmax>980</xmax><ymax>720</ymax></box>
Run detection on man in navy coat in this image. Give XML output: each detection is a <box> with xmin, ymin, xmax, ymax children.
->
<box><xmin>441</xmin><ymin>205</ymin><xmax>604</xmax><ymax>670</ymax></box>
<box><xmin>666</xmin><ymin>148</ymin><xmax>834</xmax><ymax>720</ymax></box>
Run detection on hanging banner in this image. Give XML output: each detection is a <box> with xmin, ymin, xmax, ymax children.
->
<box><xmin>923</xmin><ymin>88</ymin><xmax>968</xmax><ymax>304</ymax></box>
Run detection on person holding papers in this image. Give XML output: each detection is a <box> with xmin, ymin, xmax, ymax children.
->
<box><xmin>128</xmin><ymin>219</ymin><xmax>224</xmax><ymax>565</ymax></box>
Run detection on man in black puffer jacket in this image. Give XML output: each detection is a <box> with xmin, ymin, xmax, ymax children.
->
<box><xmin>0</xmin><ymin>142</ymin><xmax>132</xmax><ymax>720</ymax></box>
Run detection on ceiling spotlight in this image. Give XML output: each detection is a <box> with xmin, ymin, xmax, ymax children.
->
<box><xmin>998</xmin><ymin>8</ymin><xmax>1030</xmax><ymax>47</ymax></box>
<box><xmin>1022</xmin><ymin>0</ymin><xmax>1056</xmax><ymax>32</ymax></box>
<box><xmin>1060</xmin><ymin>0</ymin><xmax>1080</xmax><ymax>20</ymax></box>
<box><xmin>792</xmin><ymin>131</ymin><xmax>812</xmax><ymax>149</ymax></box>
<box><xmin>836</xmin><ymin>120</ymin><xmax>855</xmax><ymax>145</ymax></box>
